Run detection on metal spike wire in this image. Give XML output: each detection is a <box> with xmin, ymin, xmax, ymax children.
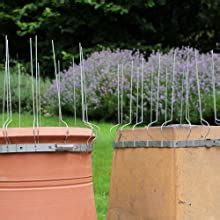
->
<box><xmin>211</xmin><ymin>50</ymin><xmax>220</xmax><ymax>125</ymax></box>
<box><xmin>37</xmin><ymin>62</ymin><xmax>41</xmax><ymax>126</ymax></box>
<box><xmin>131</xmin><ymin>59</ymin><xmax>145</xmax><ymax>147</ymax></box>
<box><xmin>82</xmin><ymin>51</ymin><xmax>99</xmax><ymax>139</ymax></box>
<box><xmin>8</xmin><ymin>41</ymin><xmax>12</xmax><ymax>129</ymax></box>
<box><xmin>150</xmin><ymin>64</ymin><xmax>154</xmax><ymax>123</ymax></box>
<box><xmin>180</xmin><ymin>71</ymin><xmax>184</xmax><ymax>124</ymax></box>
<box><xmin>17</xmin><ymin>63</ymin><xmax>21</xmax><ymax>127</ymax></box>
<box><xmin>121</xmin><ymin>60</ymin><xmax>133</xmax><ymax>130</ymax></box>
<box><xmin>2</xmin><ymin>36</ymin><xmax>8</xmax><ymax>142</ymax></box>
<box><xmin>81</xmin><ymin>45</ymin><xmax>100</xmax><ymax>136</ymax></box>
<box><xmin>52</xmin><ymin>40</ymin><xmax>69</xmax><ymax>143</ymax></box>
<box><xmin>115</xmin><ymin>63</ymin><xmax>126</xmax><ymax>146</ymax></box>
<box><xmin>3</xmin><ymin>37</ymin><xmax>10</xmax><ymax>144</ymax></box>
<box><xmin>131</xmin><ymin>66</ymin><xmax>139</xmax><ymax>147</ymax></box>
<box><xmin>2</xmin><ymin>37</ymin><xmax>7</xmax><ymax>126</ymax></box>
<box><xmin>133</xmin><ymin>58</ymin><xmax>144</xmax><ymax>128</ymax></box>
<box><xmin>2</xmin><ymin>36</ymin><xmax>11</xmax><ymax>144</ymax></box>
<box><xmin>109</xmin><ymin>64</ymin><xmax>121</xmax><ymax>138</ymax></box>
<box><xmin>5</xmin><ymin>37</ymin><xmax>13</xmax><ymax>144</ymax></box>
<box><xmin>35</xmin><ymin>36</ymin><xmax>40</xmax><ymax>143</ymax></box>
<box><xmin>78</xmin><ymin>43</ymin><xmax>94</xmax><ymax>144</ymax></box>
<box><xmin>72</xmin><ymin>57</ymin><xmax>77</xmax><ymax>125</ymax></box>
<box><xmin>165</xmin><ymin>67</ymin><xmax>168</xmax><ymax>122</ymax></box>
<box><xmin>119</xmin><ymin>60</ymin><xmax>134</xmax><ymax>146</ymax></box>
<box><xmin>79</xmin><ymin>44</ymin><xmax>85</xmax><ymax>123</ymax></box>
<box><xmin>79</xmin><ymin>45</ymin><xmax>88</xmax><ymax>125</ymax></box>
<box><xmin>57</xmin><ymin>60</ymin><xmax>61</xmax><ymax>127</ymax></box>
<box><xmin>79</xmin><ymin>45</ymin><xmax>87</xmax><ymax>123</ymax></box>
<box><xmin>140</xmin><ymin>59</ymin><xmax>144</xmax><ymax>125</ymax></box>
<box><xmin>117</xmin><ymin>65</ymin><xmax>121</xmax><ymax>125</ymax></box>
<box><xmin>2</xmin><ymin>67</ymin><xmax>6</xmax><ymax>126</ymax></box>
<box><xmin>161</xmin><ymin>50</ymin><xmax>176</xmax><ymax>136</ymax></box>
<box><xmin>81</xmin><ymin>44</ymin><xmax>100</xmax><ymax>146</ymax></box>
<box><xmin>184</xmin><ymin>48</ymin><xmax>192</xmax><ymax>138</ymax></box>
<box><xmin>195</xmin><ymin>50</ymin><xmax>210</xmax><ymax>138</ymax></box>
<box><xmin>147</xmin><ymin>53</ymin><xmax>161</xmax><ymax>133</ymax></box>
<box><xmin>79</xmin><ymin>44</ymin><xmax>98</xmax><ymax>146</ymax></box>
<box><xmin>195</xmin><ymin>51</ymin><xmax>203</xmax><ymax>123</ymax></box>
<box><xmin>3</xmin><ymin>37</ymin><xmax>13</xmax><ymax>144</ymax></box>
<box><xmin>120</xmin><ymin>64</ymin><xmax>124</xmax><ymax>125</ymax></box>
<box><xmin>80</xmin><ymin>47</ymin><xmax>90</xmax><ymax>125</ymax></box>
<box><xmin>135</xmin><ymin>68</ymin><xmax>140</xmax><ymax>125</ymax></box>
<box><xmin>30</xmin><ymin>38</ymin><xmax>37</xmax><ymax>144</ymax></box>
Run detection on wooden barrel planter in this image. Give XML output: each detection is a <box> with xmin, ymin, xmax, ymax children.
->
<box><xmin>0</xmin><ymin>127</ymin><xmax>97</xmax><ymax>220</ymax></box>
<box><xmin>108</xmin><ymin>125</ymin><xmax>220</xmax><ymax>220</ymax></box>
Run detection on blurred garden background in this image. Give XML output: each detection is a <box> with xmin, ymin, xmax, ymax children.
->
<box><xmin>1</xmin><ymin>1</ymin><xmax>220</xmax><ymax>219</ymax></box>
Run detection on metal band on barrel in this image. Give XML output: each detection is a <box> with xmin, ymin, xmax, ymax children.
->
<box><xmin>0</xmin><ymin>143</ymin><xmax>92</xmax><ymax>153</ymax></box>
<box><xmin>114</xmin><ymin>139</ymin><xmax>220</xmax><ymax>148</ymax></box>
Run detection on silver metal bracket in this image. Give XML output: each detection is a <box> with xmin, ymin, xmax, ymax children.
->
<box><xmin>113</xmin><ymin>139</ymin><xmax>220</xmax><ymax>148</ymax></box>
<box><xmin>0</xmin><ymin>143</ymin><xmax>92</xmax><ymax>154</ymax></box>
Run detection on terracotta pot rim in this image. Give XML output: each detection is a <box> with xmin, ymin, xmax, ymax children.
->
<box><xmin>0</xmin><ymin>127</ymin><xmax>94</xmax><ymax>144</ymax></box>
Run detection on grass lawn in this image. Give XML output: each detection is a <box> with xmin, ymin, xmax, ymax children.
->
<box><xmin>0</xmin><ymin>113</ymin><xmax>114</xmax><ymax>220</ymax></box>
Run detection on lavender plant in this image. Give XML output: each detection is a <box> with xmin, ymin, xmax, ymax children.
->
<box><xmin>46</xmin><ymin>48</ymin><xmax>220</xmax><ymax>124</ymax></box>
<box><xmin>146</xmin><ymin>48</ymin><xmax>220</xmax><ymax>124</ymax></box>
<box><xmin>46</xmin><ymin>49</ymin><xmax>145</xmax><ymax>121</ymax></box>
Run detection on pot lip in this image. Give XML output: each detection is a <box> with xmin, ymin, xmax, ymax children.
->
<box><xmin>117</xmin><ymin>125</ymin><xmax>206</xmax><ymax>133</ymax></box>
<box><xmin>0</xmin><ymin>127</ymin><xmax>94</xmax><ymax>139</ymax></box>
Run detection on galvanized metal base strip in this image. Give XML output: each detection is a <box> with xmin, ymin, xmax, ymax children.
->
<box><xmin>114</xmin><ymin>139</ymin><xmax>220</xmax><ymax>148</ymax></box>
<box><xmin>0</xmin><ymin>144</ymin><xmax>92</xmax><ymax>153</ymax></box>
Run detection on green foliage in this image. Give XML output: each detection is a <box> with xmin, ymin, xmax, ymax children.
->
<box><xmin>0</xmin><ymin>0</ymin><xmax>220</xmax><ymax>77</ymax></box>
<box><xmin>14</xmin><ymin>5</ymin><xmax>60</xmax><ymax>36</ymax></box>
<box><xmin>75</xmin><ymin>0</ymin><xmax>129</xmax><ymax>14</ymax></box>
<box><xmin>0</xmin><ymin>65</ymin><xmax>50</xmax><ymax>113</ymax></box>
